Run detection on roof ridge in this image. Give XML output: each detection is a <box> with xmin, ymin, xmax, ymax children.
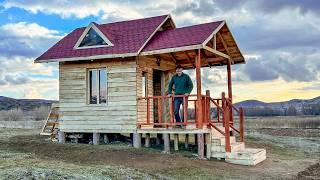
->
<box><xmin>176</xmin><ymin>20</ymin><xmax>225</xmax><ymax>29</ymax></box>
<box><xmin>75</xmin><ymin>14</ymin><xmax>170</xmax><ymax>30</ymax></box>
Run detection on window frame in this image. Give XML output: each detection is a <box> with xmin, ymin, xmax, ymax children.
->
<box><xmin>141</xmin><ymin>71</ymin><xmax>148</xmax><ymax>97</ymax></box>
<box><xmin>87</xmin><ymin>68</ymin><xmax>108</xmax><ymax>105</ymax></box>
<box><xmin>73</xmin><ymin>22</ymin><xmax>114</xmax><ymax>50</ymax></box>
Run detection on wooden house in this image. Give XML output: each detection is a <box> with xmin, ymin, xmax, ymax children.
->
<box><xmin>35</xmin><ymin>15</ymin><xmax>266</xmax><ymax>165</ymax></box>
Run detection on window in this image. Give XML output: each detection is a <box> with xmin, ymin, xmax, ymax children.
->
<box><xmin>79</xmin><ymin>28</ymin><xmax>108</xmax><ymax>47</ymax></box>
<box><xmin>88</xmin><ymin>68</ymin><xmax>107</xmax><ymax>104</ymax></box>
<box><xmin>141</xmin><ymin>72</ymin><xmax>147</xmax><ymax>97</ymax></box>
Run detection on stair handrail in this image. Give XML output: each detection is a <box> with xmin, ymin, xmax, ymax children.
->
<box><xmin>225</xmin><ymin>98</ymin><xmax>245</xmax><ymax>142</ymax></box>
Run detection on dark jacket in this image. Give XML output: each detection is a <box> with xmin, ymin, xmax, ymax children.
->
<box><xmin>168</xmin><ymin>73</ymin><xmax>193</xmax><ymax>95</ymax></box>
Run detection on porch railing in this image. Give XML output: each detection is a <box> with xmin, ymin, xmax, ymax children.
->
<box><xmin>137</xmin><ymin>91</ymin><xmax>245</xmax><ymax>152</ymax></box>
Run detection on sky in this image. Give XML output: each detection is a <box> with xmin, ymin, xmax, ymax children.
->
<box><xmin>0</xmin><ymin>0</ymin><xmax>319</xmax><ymax>102</ymax></box>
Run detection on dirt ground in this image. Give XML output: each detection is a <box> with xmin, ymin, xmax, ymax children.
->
<box><xmin>0</xmin><ymin>128</ymin><xmax>319</xmax><ymax>180</ymax></box>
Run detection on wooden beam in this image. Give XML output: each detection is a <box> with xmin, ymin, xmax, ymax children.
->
<box><xmin>183</xmin><ymin>51</ymin><xmax>195</xmax><ymax>68</ymax></box>
<box><xmin>213</xmin><ymin>34</ymin><xmax>216</xmax><ymax>50</ymax></box>
<box><xmin>217</xmin><ymin>32</ymin><xmax>233</xmax><ymax>63</ymax></box>
<box><xmin>203</xmin><ymin>46</ymin><xmax>230</xmax><ymax>60</ymax></box>
<box><xmin>170</xmin><ymin>53</ymin><xmax>177</xmax><ymax>63</ymax></box>
<box><xmin>200</xmin><ymin>49</ymin><xmax>212</xmax><ymax>68</ymax></box>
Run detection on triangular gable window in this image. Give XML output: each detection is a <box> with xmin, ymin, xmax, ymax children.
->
<box><xmin>74</xmin><ymin>22</ymin><xmax>114</xmax><ymax>49</ymax></box>
<box><xmin>79</xmin><ymin>28</ymin><xmax>108</xmax><ymax>47</ymax></box>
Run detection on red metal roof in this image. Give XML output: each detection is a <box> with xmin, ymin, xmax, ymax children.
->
<box><xmin>35</xmin><ymin>15</ymin><xmax>168</xmax><ymax>62</ymax></box>
<box><xmin>35</xmin><ymin>15</ymin><xmax>225</xmax><ymax>62</ymax></box>
<box><xmin>142</xmin><ymin>21</ymin><xmax>223</xmax><ymax>52</ymax></box>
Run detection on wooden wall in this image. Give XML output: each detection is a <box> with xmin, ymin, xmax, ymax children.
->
<box><xmin>136</xmin><ymin>56</ymin><xmax>175</xmax><ymax>125</ymax></box>
<box><xmin>58</xmin><ymin>58</ymin><xmax>137</xmax><ymax>133</ymax></box>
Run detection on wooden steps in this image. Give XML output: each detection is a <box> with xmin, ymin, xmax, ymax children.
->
<box><xmin>40</xmin><ymin>103</ymin><xmax>59</xmax><ymax>137</ymax></box>
<box><xmin>225</xmin><ymin>148</ymin><xmax>266</xmax><ymax>166</ymax></box>
<box><xmin>209</xmin><ymin>125</ymin><xmax>266</xmax><ymax>166</ymax></box>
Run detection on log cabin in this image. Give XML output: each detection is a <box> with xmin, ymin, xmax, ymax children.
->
<box><xmin>35</xmin><ymin>15</ymin><xmax>266</xmax><ymax>165</ymax></box>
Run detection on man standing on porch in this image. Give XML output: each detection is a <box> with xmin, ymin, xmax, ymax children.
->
<box><xmin>168</xmin><ymin>65</ymin><xmax>193</xmax><ymax>127</ymax></box>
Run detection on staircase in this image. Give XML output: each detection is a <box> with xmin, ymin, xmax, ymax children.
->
<box><xmin>209</xmin><ymin>126</ymin><xmax>266</xmax><ymax>166</ymax></box>
<box><xmin>40</xmin><ymin>103</ymin><xmax>59</xmax><ymax>137</ymax></box>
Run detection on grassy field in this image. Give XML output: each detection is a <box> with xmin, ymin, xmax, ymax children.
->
<box><xmin>0</xmin><ymin>117</ymin><xmax>319</xmax><ymax>179</ymax></box>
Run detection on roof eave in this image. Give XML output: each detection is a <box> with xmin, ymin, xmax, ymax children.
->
<box><xmin>34</xmin><ymin>52</ymin><xmax>138</xmax><ymax>63</ymax></box>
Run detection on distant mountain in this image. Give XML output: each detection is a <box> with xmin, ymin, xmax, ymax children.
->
<box><xmin>0</xmin><ymin>96</ymin><xmax>58</xmax><ymax>111</ymax></box>
<box><xmin>235</xmin><ymin>96</ymin><xmax>320</xmax><ymax>116</ymax></box>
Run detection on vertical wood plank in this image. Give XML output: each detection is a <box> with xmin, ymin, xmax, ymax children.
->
<box><xmin>196</xmin><ymin>49</ymin><xmax>203</xmax><ymax>128</ymax></box>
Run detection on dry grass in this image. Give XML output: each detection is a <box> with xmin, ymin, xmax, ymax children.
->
<box><xmin>0</xmin><ymin>108</ymin><xmax>24</xmax><ymax>121</ymax></box>
<box><xmin>234</xmin><ymin>116</ymin><xmax>320</xmax><ymax>129</ymax></box>
<box><xmin>30</xmin><ymin>105</ymin><xmax>50</xmax><ymax>121</ymax></box>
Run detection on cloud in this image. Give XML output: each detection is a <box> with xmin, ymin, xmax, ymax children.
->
<box><xmin>4</xmin><ymin>75</ymin><xmax>28</xmax><ymax>85</ymax></box>
<box><xmin>243</xmin><ymin>59</ymin><xmax>279</xmax><ymax>81</ymax></box>
<box><xmin>0</xmin><ymin>0</ymin><xmax>319</xmax><ymax>102</ymax></box>
<box><xmin>0</xmin><ymin>22</ymin><xmax>62</xmax><ymax>58</ymax></box>
<box><xmin>0</xmin><ymin>55</ymin><xmax>58</xmax><ymax>99</ymax></box>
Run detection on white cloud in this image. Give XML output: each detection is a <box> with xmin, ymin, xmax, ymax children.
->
<box><xmin>0</xmin><ymin>21</ymin><xmax>62</xmax><ymax>57</ymax></box>
<box><xmin>0</xmin><ymin>55</ymin><xmax>58</xmax><ymax>99</ymax></box>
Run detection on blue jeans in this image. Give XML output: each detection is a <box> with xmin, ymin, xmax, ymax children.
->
<box><xmin>174</xmin><ymin>97</ymin><xmax>184</xmax><ymax>123</ymax></box>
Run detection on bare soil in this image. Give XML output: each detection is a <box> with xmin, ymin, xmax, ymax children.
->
<box><xmin>0</xmin><ymin>128</ymin><xmax>319</xmax><ymax>179</ymax></box>
<box><xmin>296</xmin><ymin>163</ymin><xmax>320</xmax><ymax>180</ymax></box>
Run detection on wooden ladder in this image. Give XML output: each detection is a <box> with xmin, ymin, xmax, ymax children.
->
<box><xmin>40</xmin><ymin>103</ymin><xmax>59</xmax><ymax>136</ymax></box>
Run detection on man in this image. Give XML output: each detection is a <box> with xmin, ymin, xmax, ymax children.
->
<box><xmin>168</xmin><ymin>65</ymin><xmax>193</xmax><ymax>127</ymax></box>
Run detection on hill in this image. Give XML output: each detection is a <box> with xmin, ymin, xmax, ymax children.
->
<box><xmin>0</xmin><ymin>96</ymin><xmax>58</xmax><ymax>111</ymax></box>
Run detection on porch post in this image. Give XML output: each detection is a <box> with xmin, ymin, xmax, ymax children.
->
<box><xmin>227</xmin><ymin>59</ymin><xmax>234</xmax><ymax>124</ymax></box>
<box><xmin>227</xmin><ymin>59</ymin><xmax>233</xmax><ymax>102</ymax></box>
<box><xmin>196</xmin><ymin>49</ymin><xmax>203</xmax><ymax>128</ymax></box>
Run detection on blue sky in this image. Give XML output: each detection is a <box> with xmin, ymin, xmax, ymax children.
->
<box><xmin>0</xmin><ymin>0</ymin><xmax>319</xmax><ymax>102</ymax></box>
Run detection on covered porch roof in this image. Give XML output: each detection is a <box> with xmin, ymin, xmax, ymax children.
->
<box><xmin>140</xmin><ymin>21</ymin><xmax>245</xmax><ymax>70</ymax></box>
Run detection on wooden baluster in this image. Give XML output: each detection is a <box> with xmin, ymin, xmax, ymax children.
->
<box><xmin>240</xmin><ymin>107</ymin><xmax>244</xmax><ymax>142</ymax></box>
<box><xmin>206</xmin><ymin>90</ymin><xmax>210</xmax><ymax>126</ymax></box>
<box><xmin>217</xmin><ymin>100</ymin><xmax>220</xmax><ymax>123</ymax></box>
<box><xmin>158</xmin><ymin>97</ymin><xmax>162</xmax><ymax>125</ymax></box>
<box><xmin>183</xmin><ymin>96</ymin><xmax>188</xmax><ymax>126</ymax></box>
<box><xmin>194</xmin><ymin>101</ymin><xmax>197</xmax><ymax>124</ymax></box>
<box><xmin>221</xmin><ymin>93</ymin><xmax>225</xmax><ymax>127</ymax></box>
<box><xmin>170</xmin><ymin>96</ymin><xmax>174</xmax><ymax>126</ymax></box>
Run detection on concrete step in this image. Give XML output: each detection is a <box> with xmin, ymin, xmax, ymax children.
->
<box><xmin>225</xmin><ymin>148</ymin><xmax>266</xmax><ymax>166</ymax></box>
<box><xmin>211</xmin><ymin>142</ymin><xmax>245</xmax><ymax>153</ymax></box>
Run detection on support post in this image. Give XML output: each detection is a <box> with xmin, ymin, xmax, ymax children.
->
<box><xmin>240</xmin><ymin>107</ymin><xmax>244</xmax><ymax>142</ymax></box>
<box><xmin>174</xmin><ymin>134</ymin><xmax>179</xmax><ymax>151</ymax></box>
<box><xmin>93</xmin><ymin>133</ymin><xmax>100</xmax><ymax>145</ymax></box>
<box><xmin>133</xmin><ymin>133</ymin><xmax>141</xmax><ymax>148</ymax></box>
<box><xmin>156</xmin><ymin>134</ymin><xmax>162</xmax><ymax>145</ymax></box>
<box><xmin>227</xmin><ymin>59</ymin><xmax>234</xmax><ymax>124</ymax></box>
<box><xmin>163</xmin><ymin>133</ymin><xmax>170</xmax><ymax>153</ymax></box>
<box><xmin>194</xmin><ymin>134</ymin><xmax>198</xmax><ymax>145</ymax></box>
<box><xmin>184</xmin><ymin>134</ymin><xmax>189</xmax><ymax>149</ymax></box>
<box><xmin>103</xmin><ymin>134</ymin><xmax>109</xmax><ymax>144</ymax></box>
<box><xmin>145</xmin><ymin>133</ymin><xmax>151</xmax><ymax>147</ymax></box>
<box><xmin>58</xmin><ymin>131</ymin><xmax>65</xmax><ymax>144</ymax></box>
<box><xmin>197</xmin><ymin>133</ymin><xmax>205</xmax><ymax>159</ymax></box>
<box><xmin>196</xmin><ymin>49</ymin><xmax>203</xmax><ymax>128</ymax></box>
<box><xmin>223</xmin><ymin>92</ymin><xmax>231</xmax><ymax>152</ymax></box>
<box><xmin>206</xmin><ymin>133</ymin><xmax>211</xmax><ymax>159</ymax></box>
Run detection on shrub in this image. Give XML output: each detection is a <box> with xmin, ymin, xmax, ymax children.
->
<box><xmin>31</xmin><ymin>106</ymin><xmax>50</xmax><ymax>121</ymax></box>
<box><xmin>0</xmin><ymin>108</ymin><xmax>24</xmax><ymax>121</ymax></box>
